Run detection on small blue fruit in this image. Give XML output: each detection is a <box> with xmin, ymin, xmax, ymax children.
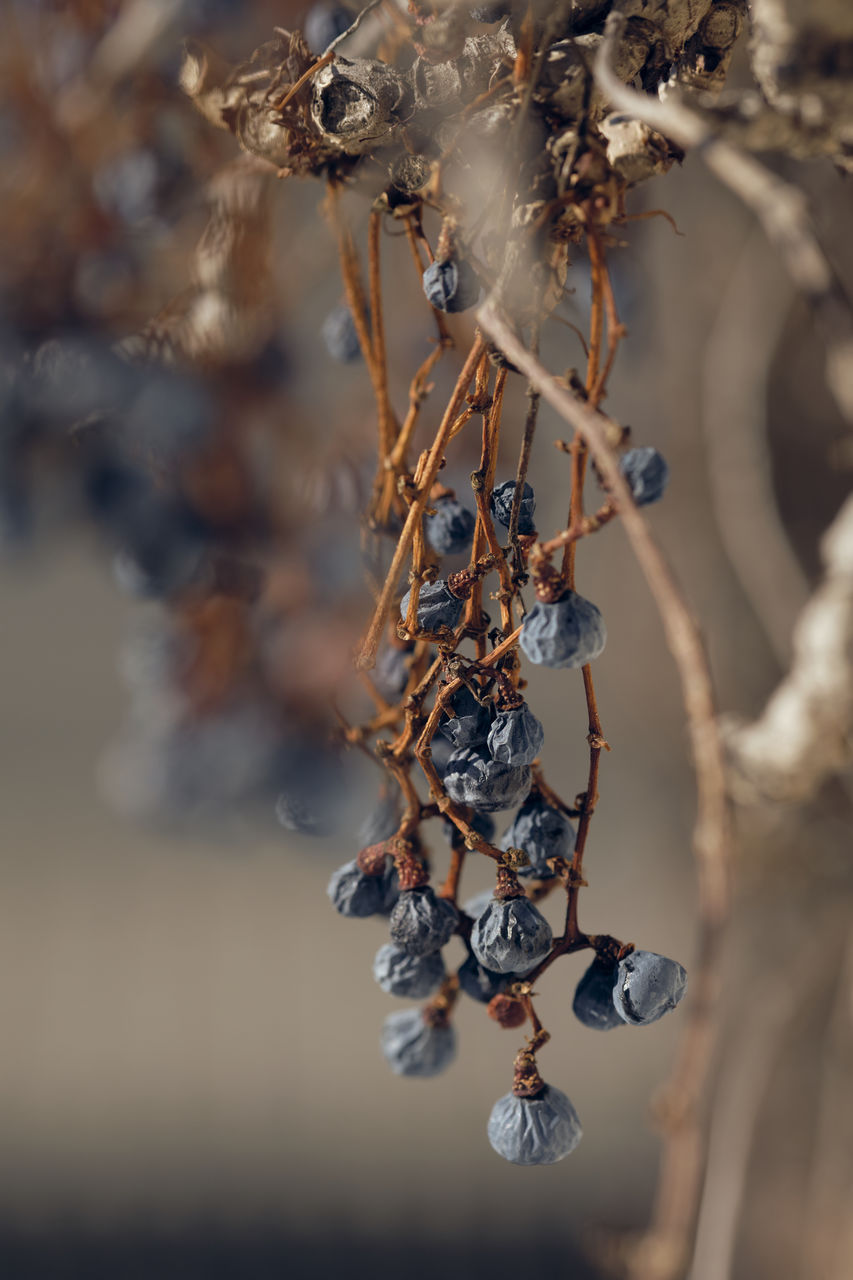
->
<box><xmin>443</xmin><ymin>746</ymin><xmax>531</xmax><ymax>813</ymax></box>
<box><xmin>425</xmin><ymin>495</ymin><xmax>476</xmax><ymax>556</ymax></box>
<box><xmin>389</xmin><ymin>886</ymin><xmax>458</xmax><ymax>956</ymax></box>
<box><xmin>612</xmin><ymin>950</ymin><xmax>687</xmax><ymax>1025</ymax></box>
<box><xmin>422</xmin><ymin>257</ymin><xmax>480</xmax><ymax>313</ymax></box>
<box><xmin>489</xmin><ymin>480</ymin><xmax>535</xmax><ymax>535</ymax></box>
<box><xmin>619</xmin><ymin>447</ymin><xmax>669</xmax><ymax>506</ymax></box>
<box><xmin>520</xmin><ymin>591</ymin><xmax>606</xmax><ymax>668</ymax></box>
<box><xmin>381</xmin><ymin>1008</ymin><xmax>456</xmax><ymax>1077</ymax></box>
<box><xmin>487</xmin><ymin>1085</ymin><xmax>582</xmax><ymax>1164</ymax></box>
<box><xmin>572</xmin><ymin>956</ymin><xmax>624</xmax><ymax>1030</ymax></box>
<box><xmin>470</xmin><ymin>896</ymin><xmax>552</xmax><ymax>974</ymax></box>
<box><xmin>321</xmin><ymin>303</ymin><xmax>362</xmax><ymax>362</ymax></box>
<box><xmin>400</xmin><ymin>579</ymin><xmax>465</xmax><ymax>631</ymax></box>
<box><xmin>373</xmin><ymin>943</ymin><xmax>445</xmax><ymax>999</ymax></box>
<box><xmin>327</xmin><ymin>860</ymin><xmax>385</xmax><ymax>918</ymax></box>
<box><xmin>487</xmin><ymin>702</ymin><xmax>544</xmax><ymax>766</ymax></box>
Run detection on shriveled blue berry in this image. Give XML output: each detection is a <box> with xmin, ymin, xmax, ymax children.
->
<box><xmin>619</xmin><ymin>447</ymin><xmax>669</xmax><ymax>505</ymax></box>
<box><xmin>439</xmin><ymin>684</ymin><xmax>492</xmax><ymax>749</ymax></box>
<box><xmin>373</xmin><ymin>644</ymin><xmax>411</xmax><ymax>702</ymax></box>
<box><xmin>443</xmin><ymin>810</ymin><xmax>495</xmax><ymax>847</ymax></box>
<box><xmin>572</xmin><ymin>956</ymin><xmax>624</xmax><ymax>1031</ymax></box>
<box><xmin>377</xmin><ymin>860</ymin><xmax>401</xmax><ymax>915</ymax></box>
<box><xmin>304</xmin><ymin>3</ymin><xmax>351</xmax><ymax>53</ymax></box>
<box><xmin>422</xmin><ymin>257</ymin><xmax>480</xmax><ymax>313</ymax></box>
<box><xmin>400</xmin><ymin>579</ymin><xmax>464</xmax><ymax>631</ymax></box>
<box><xmin>520</xmin><ymin>591</ymin><xmax>606</xmax><ymax>668</ymax></box>
<box><xmin>500</xmin><ymin>794</ymin><xmax>576</xmax><ymax>878</ymax></box>
<box><xmin>613</xmin><ymin>950</ymin><xmax>687</xmax><ymax>1025</ymax></box>
<box><xmin>373</xmin><ymin>943</ymin><xmax>445</xmax><ymax>999</ymax></box>
<box><xmin>327</xmin><ymin>860</ymin><xmax>385</xmax><ymax>918</ymax></box>
<box><xmin>443</xmin><ymin>746</ymin><xmax>532</xmax><ymax>813</ymax></box>
<box><xmin>487</xmin><ymin>702</ymin><xmax>544</xmax><ymax>766</ymax></box>
<box><xmin>489</xmin><ymin>480</ymin><xmax>535</xmax><ymax>535</ymax></box>
<box><xmin>389</xmin><ymin>886</ymin><xmax>458</xmax><ymax>956</ymax></box>
<box><xmin>487</xmin><ymin>1085</ymin><xmax>582</xmax><ymax>1165</ymax></box>
<box><xmin>381</xmin><ymin>1008</ymin><xmax>456</xmax><ymax>1077</ymax></box>
<box><xmin>425</xmin><ymin>495</ymin><xmax>476</xmax><ymax>555</ymax></box>
<box><xmin>357</xmin><ymin>788</ymin><xmax>402</xmax><ymax>847</ymax></box>
<box><xmin>471</xmin><ymin>897</ymin><xmax>552</xmax><ymax>973</ymax></box>
<box><xmin>457</xmin><ymin>951</ymin><xmax>509</xmax><ymax>1003</ymax></box>
<box><xmin>321</xmin><ymin>303</ymin><xmax>361</xmax><ymax>362</ymax></box>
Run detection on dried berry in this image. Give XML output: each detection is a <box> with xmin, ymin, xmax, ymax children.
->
<box><xmin>500</xmin><ymin>794</ymin><xmax>576</xmax><ymax>878</ymax></box>
<box><xmin>520</xmin><ymin>591</ymin><xmax>607</xmax><ymax>668</ymax></box>
<box><xmin>381</xmin><ymin>1008</ymin><xmax>456</xmax><ymax>1078</ymax></box>
<box><xmin>389</xmin><ymin>886</ymin><xmax>458</xmax><ymax>956</ymax></box>
<box><xmin>613</xmin><ymin>950</ymin><xmax>688</xmax><ymax>1025</ymax></box>
<box><xmin>572</xmin><ymin>956</ymin><xmax>624</xmax><ymax>1031</ymax></box>
<box><xmin>488</xmin><ymin>992</ymin><xmax>527</xmax><ymax>1028</ymax></box>
<box><xmin>321</xmin><ymin>304</ymin><xmax>362</xmax><ymax>363</ymax></box>
<box><xmin>470</xmin><ymin>896</ymin><xmax>553</xmax><ymax>973</ymax></box>
<box><xmin>422</xmin><ymin>257</ymin><xmax>480</xmax><ymax>313</ymax></box>
<box><xmin>619</xmin><ymin>446</ymin><xmax>669</xmax><ymax>506</ymax></box>
<box><xmin>443</xmin><ymin>746</ymin><xmax>532</xmax><ymax>813</ymax></box>
<box><xmin>457</xmin><ymin>950</ymin><xmax>509</xmax><ymax>1003</ymax></box>
<box><xmin>327</xmin><ymin>859</ymin><xmax>386</xmax><ymax>918</ymax></box>
<box><xmin>487</xmin><ymin>1085</ymin><xmax>583</xmax><ymax>1165</ymax></box>
<box><xmin>442</xmin><ymin>810</ymin><xmax>495</xmax><ymax>846</ymax></box>
<box><xmin>400</xmin><ymin>579</ymin><xmax>465</xmax><ymax>631</ymax></box>
<box><xmin>487</xmin><ymin>702</ymin><xmax>544</xmax><ymax>766</ymax></box>
<box><xmin>373</xmin><ymin>943</ymin><xmax>446</xmax><ymax>999</ymax></box>
<box><xmin>425</xmin><ymin>494</ymin><xmax>476</xmax><ymax>555</ymax></box>
<box><xmin>489</xmin><ymin>480</ymin><xmax>536</xmax><ymax>535</ymax></box>
<box><xmin>439</xmin><ymin>684</ymin><xmax>492</xmax><ymax>749</ymax></box>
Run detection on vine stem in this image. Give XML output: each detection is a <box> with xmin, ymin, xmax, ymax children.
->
<box><xmin>478</xmin><ymin>300</ymin><xmax>732</xmax><ymax>1280</ymax></box>
<box><xmin>357</xmin><ymin>336</ymin><xmax>486</xmax><ymax>670</ymax></box>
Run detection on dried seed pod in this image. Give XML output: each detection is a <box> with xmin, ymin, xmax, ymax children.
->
<box><xmin>487</xmin><ymin>1085</ymin><xmax>582</xmax><ymax>1165</ymax></box>
<box><xmin>373</xmin><ymin>943</ymin><xmax>446</xmax><ymax>999</ymax></box>
<box><xmin>381</xmin><ymin>1008</ymin><xmax>456</xmax><ymax>1077</ymax></box>
<box><xmin>311</xmin><ymin>58</ymin><xmax>413</xmax><ymax>154</ymax></box>
<box><xmin>470</xmin><ymin>896</ymin><xmax>553</xmax><ymax>973</ymax></box>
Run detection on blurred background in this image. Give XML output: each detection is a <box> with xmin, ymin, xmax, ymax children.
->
<box><xmin>1</xmin><ymin>3</ymin><xmax>851</xmax><ymax>1279</ymax></box>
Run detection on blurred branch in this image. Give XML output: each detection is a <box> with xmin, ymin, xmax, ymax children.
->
<box><xmin>595</xmin><ymin>11</ymin><xmax>853</xmax><ymax>428</ymax></box>
<box><xmin>702</xmin><ymin>225</ymin><xmax>808</xmax><ymax>667</ymax></box>
<box><xmin>478</xmin><ymin>300</ymin><xmax>731</xmax><ymax>1280</ymax></box>
<box><xmin>723</xmin><ymin>492</ymin><xmax>853</xmax><ymax>804</ymax></box>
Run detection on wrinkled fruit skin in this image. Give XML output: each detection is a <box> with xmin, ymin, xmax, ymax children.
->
<box><xmin>501</xmin><ymin>793</ymin><xmax>576</xmax><ymax>877</ymax></box>
<box><xmin>443</xmin><ymin>746</ymin><xmax>532</xmax><ymax>813</ymax></box>
<box><xmin>489</xmin><ymin>480</ymin><xmax>536</xmax><ymax>535</ymax></box>
<box><xmin>425</xmin><ymin>495</ymin><xmax>476</xmax><ymax>555</ymax></box>
<box><xmin>619</xmin><ymin>447</ymin><xmax>669</xmax><ymax>506</ymax></box>
<box><xmin>327</xmin><ymin>860</ymin><xmax>385</xmax><ymax>918</ymax></box>
<box><xmin>471</xmin><ymin>897</ymin><xmax>553</xmax><ymax>973</ymax></box>
<box><xmin>520</xmin><ymin>592</ymin><xmax>606</xmax><ymax>668</ymax></box>
<box><xmin>321</xmin><ymin>303</ymin><xmax>362</xmax><ymax>362</ymax></box>
<box><xmin>457</xmin><ymin>950</ymin><xmax>509</xmax><ymax>1003</ymax></box>
<box><xmin>440</xmin><ymin>684</ymin><xmax>492</xmax><ymax>749</ymax></box>
<box><xmin>613</xmin><ymin>950</ymin><xmax>687</xmax><ymax>1025</ymax></box>
<box><xmin>389</xmin><ymin>886</ymin><xmax>459</xmax><ymax>956</ymax></box>
<box><xmin>487</xmin><ymin>702</ymin><xmax>544</xmax><ymax>766</ymax></box>
<box><xmin>422</xmin><ymin>257</ymin><xmax>480</xmax><ymax>313</ymax></box>
<box><xmin>572</xmin><ymin>957</ymin><xmax>624</xmax><ymax>1030</ymax></box>
<box><xmin>373</xmin><ymin>943</ymin><xmax>446</xmax><ymax>999</ymax></box>
<box><xmin>381</xmin><ymin>1008</ymin><xmax>456</xmax><ymax>1077</ymax></box>
<box><xmin>400</xmin><ymin>579</ymin><xmax>465</xmax><ymax>631</ymax></box>
<box><xmin>487</xmin><ymin>1085</ymin><xmax>582</xmax><ymax>1165</ymax></box>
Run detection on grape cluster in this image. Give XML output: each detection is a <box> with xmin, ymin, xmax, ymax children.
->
<box><xmin>322</xmin><ymin>454</ymin><xmax>684</xmax><ymax>1165</ymax></box>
